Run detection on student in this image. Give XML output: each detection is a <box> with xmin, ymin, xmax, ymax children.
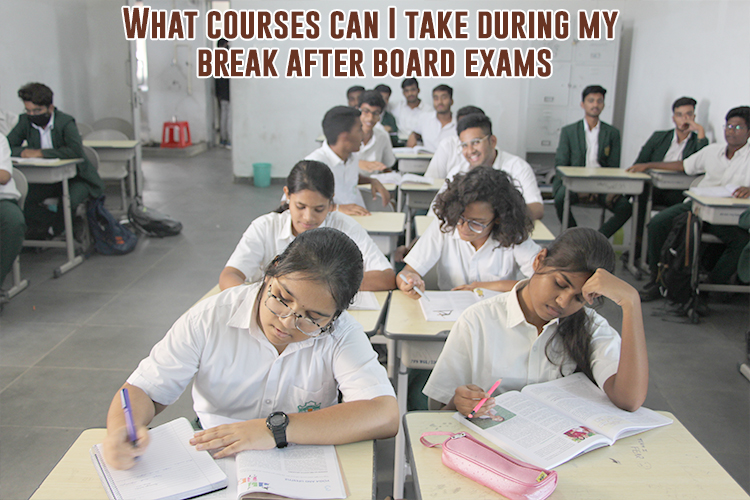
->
<box><xmin>306</xmin><ymin>106</ymin><xmax>391</xmax><ymax>216</ymax></box>
<box><xmin>346</xmin><ymin>85</ymin><xmax>365</xmax><ymax>107</ymax></box>
<box><xmin>374</xmin><ymin>84</ymin><xmax>398</xmax><ymax>137</ymax></box>
<box><xmin>399</xmin><ymin>167</ymin><xmax>541</xmax><ymax>295</ymax></box>
<box><xmin>423</xmin><ymin>227</ymin><xmax>648</xmax><ymax>415</ymax></box>
<box><xmin>356</xmin><ymin>90</ymin><xmax>396</xmax><ymax>173</ymax></box>
<box><xmin>629</xmin><ymin>97</ymin><xmax>708</xmax><ymax>248</ymax></box>
<box><xmin>391</xmin><ymin>77</ymin><xmax>428</xmax><ymax>137</ymax></box>
<box><xmin>215</xmin><ymin>38</ymin><xmax>231</xmax><ymax>148</ymax></box>
<box><xmin>630</xmin><ymin>106</ymin><xmax>750</xmax><ymax>299</ymax></box>
<box><xmin>219</xmin><ymin>160</ymin><xmax>396</xmax><ymax>291</ymax></box>
<box><xmin>7</xmin><ymin>82</ymin><xmax>103</xmax><ymax>238</ymax></box>
<box><xmin>424</xmin><ymin>106</ymin><xmax>486</xmax><ymax>181</ymax></box>
<box><xmin>0</xmin><ymin>134</ymin><xmax>25</xmax><ymax>293</ymax></box>
<box><xmin>103</xmin><ymin>227</ymin><xmax>399</xmax><ymax>470</ymax></box>
<box><xmin>440</xmin><ymin>114</ymin><xmax>545</xmax><ymax>220</ymax></box>
<box><xmin>407</xmin><ymin>84</ymin><xmax>456</xmax><ymax>152</ymax></box>
<box><xmin>553</xmin><ymin>85</ymin><xmax>626</xmax><ymax>238</ymax></box>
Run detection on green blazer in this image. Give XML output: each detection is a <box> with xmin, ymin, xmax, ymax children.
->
<box><xmin>7</xmin><ymin>109</ymin><xmax>104</xmax><ymax>198</ymax></box>
<box><xmin>633</xmin><ymin>129</ymin><xmax>708</xmax><ymax>164</ymax></box>
<box><xmin>555</xmin><ymin>119</ymin><xmax>621</xmax><ymax>169</ymax></box>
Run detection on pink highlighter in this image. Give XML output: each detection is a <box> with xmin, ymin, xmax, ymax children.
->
<box><xmin>467</xmin><ymin>379</ymin><xmax>502</xmax><ymax>419</ymax></box>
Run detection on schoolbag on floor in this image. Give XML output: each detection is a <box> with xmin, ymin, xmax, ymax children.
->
<box><xmin>87</xmin><ymin>196</ymin><xmax>138</xmax><ymax>255</ymax></box>
<box><xmin>657</xmin><ymin>211</ymin><xmax>702</xmax><ymax>304</ymax></box>
<box><xmin>128</xmin><ymin>197</ymin><xmax>183</xmax><ymax>237</ymax></box>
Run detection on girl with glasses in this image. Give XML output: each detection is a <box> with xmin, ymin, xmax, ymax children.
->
<box><xmin>103</xmin><ymin>228</ymin><xmax>398</xmax><ymax>470</ymax></box>
<box><xmin>398</xmin><ymin>167</ymin><xmax>541</xmax><ymax>299</ymax></box>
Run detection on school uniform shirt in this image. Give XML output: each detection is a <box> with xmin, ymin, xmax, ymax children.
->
<box><xmin>358</xmin><ymin>126</ymin><xmax>396</xmax><ymax>169</ymax></box>
<box><xmin>424</xmin><ymin>136</ymin><xmax>462</xmax><ymax>180</ymax></box>
<box><xmin>584</xmin><ymin>120</ymin><xmax>600</xmax><ymax>167</ymax></box>
<box><xmin>422</xmin><ymin>281</ymin><xmax>622</xmax><ymax>405</ymax></box>
<box><xmin>554</xmin><ymin>119</ymin><xmax>620</xmax><ymax>169</ymax></box>
<box><xmin>224</xmin><ymin>210</ymin><xmax>392</xmax><ymax>283</ymax></box>
<box><xmin>305</xmin><ymin>143</ymin><xmax>365</xmax><ymax>207</ymax></box>
<box><xmin>683</xmin><ymin>141</ymin><xmax>750</xmax><ymax>188</ymax></box>
<box><xmin>391</xmin><ymin>100</ymin><xmax>428</xmax><ymax>136</ymax></box>
<box><xmin>413</xmin><ymin>112</ymin><xmax>457</xmax><ymax>153</ymax></box>
<box><xmin>0</xmin><ymin>136</ymin><xmax>20</xmax><ymax>201</ymax></box>
<box><xmin>127</xmin><ymin>283</ymin><xmax>395</xmax><ymax>430</ymax></box>
<box><xmin>634</xmin><ymin>129</ymin><xmax>708</xmax><ymax>164</ymax></box>
<box><xmin>403</xmin><ymin>218</ymin><xmax>541</xmax><ymax>291</ymax></box>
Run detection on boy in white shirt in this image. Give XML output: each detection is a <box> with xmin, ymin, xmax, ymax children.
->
<box><xmin>356</xmin><ymin>90</ymin><xmax>396</xmax><ymax>173</ymax></box>
<box><xmin>390</xmin><ymin>77</ymin><xmax>428</xmax><ymax>137</ymax></box>
<box><xmin>407</xmin><ymin>84</ymin><xmax>456</xmax><ymax>153</ymax></box>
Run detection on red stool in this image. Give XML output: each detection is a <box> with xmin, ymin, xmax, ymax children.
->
<box><xmin>161</xmin><ymin>121</ymin><xmax>192</xmax><ymax>148</ymax></box>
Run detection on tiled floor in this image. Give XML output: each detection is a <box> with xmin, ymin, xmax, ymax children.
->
<box><xmin>1</xmin><ymin>148</ymin><xmax>748</xmax><ymax>500</ymax></box>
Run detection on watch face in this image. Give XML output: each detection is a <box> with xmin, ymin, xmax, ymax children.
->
<box><xmin>269</xmin><ymin>413</ymin><xmax>287</xmax><ymax>427</ymax></box>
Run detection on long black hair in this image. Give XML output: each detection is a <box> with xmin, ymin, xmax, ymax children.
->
<box><xmin>539</xmin><ymin>228</ymin><xmax>616</xmax><ymax>382</ymax></box>
<box><xmin>276</xmin><ymin>160</ymin><xmax>335</xmax><ymax>213</ymax></box>
<box><xmin>433</xmin><ymin>167</ymin><xmax>533</xmax><ymax>248</ymax></box>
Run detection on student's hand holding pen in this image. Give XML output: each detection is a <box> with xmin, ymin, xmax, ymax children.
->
<box><xmin>397</xmin><ymin>271</ymin><xmax>425</xmax><ymax>300</ymax></box>
<box><xmin>102</xmin><ymin>424</ymin><xmax>150</xmax><ymax>470</ymax></box>
<box><xmin>453</xmin><ymin>384</ymin><xmax>496</xmax><ymax>418</ymax></box>
<box><xmin>190</xmin><ymin>419</ymin><xmax>275</xmax><ymax>458</ymax></box>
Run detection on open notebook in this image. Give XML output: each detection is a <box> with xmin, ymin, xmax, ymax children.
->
<box><xmin>418</xmin><ymin>289</ymin><xmax>500</xmax><ymax>321</ymax></box>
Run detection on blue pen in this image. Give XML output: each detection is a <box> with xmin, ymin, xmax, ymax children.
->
<box><xmin>120</xmin><ymin>388</ymin><xmax>138</xmax><ymax>447</ymax></box>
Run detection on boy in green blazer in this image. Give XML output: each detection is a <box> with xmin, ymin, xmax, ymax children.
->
<box><xmin>7</xmin><ymin>82</ymin><xmax>103</xmax><ymax>238</ymax></box>
<box><xmin>553</xmin><ymin>85</ymin><xmax>626</xmax><ymax>238</ymax></box>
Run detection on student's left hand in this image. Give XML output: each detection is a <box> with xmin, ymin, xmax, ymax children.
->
<box><xmin>452</xmin><ymin>282</ymin><xmax>481</xmax><ymax>291</ymax></box>
<box><xmin>626</xmin><ymin>163</ymin><xmax>650</xmax><ymax>173</ymax></box>
<box><xmin>360</xmin><ymin>160</ymin><xmax>388</xmax><ymax>173</ymax></box>
<box><xmin>733</xmin><ymin>186</ymin><xmax>750</xmax><ymax>199</ymax></box>
<box><xmin>582</xmin><ymin>268</ymin><xmax>639</xmax><ymax>308</ymax></box>
<box><xmin>20</xmin><ymin>148</ymin><xmax>43</xmax><ymax>158</ymax></box>
<box><xmin>190</xmin><ymin>419</ymin><xmax>275</xmax><ymax>458</ymax></box>
<box><xmin>370</xmin><ymin>179</ymin><xmax>392</xmax><ymax>206</ymax></box>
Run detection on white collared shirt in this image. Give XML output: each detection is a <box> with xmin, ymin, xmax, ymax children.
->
<box><xmin>224</xmin><ymin>210</ymin><xmax>392</xmax><ymax>283</ymax></box>
<box><xmin>424</xmin><ymin>136</ymin><xmax>462</xmax><ymax>180</ymax></box>
<box><xmin>128</xmin><ymin>283</ymin><xmax>395</xmax><ymax>430</ymax></box>
<box><xmin>0</xmin><ymin>135</ymin><xmax>20</xmax><ymax>200</ymax></box>
<box><xmin>663</xmin><ymin>130</ymin><xmax>691</xmax><ymax>162</ymax></box>
<box><xmin>413</xmin><ymin>112</ymin><xmax>457</xmax><ymax>153</ymax></box>
<box><xmin>31</xmin><ymin>112</ymin><xmax>55</xmax><ymax>149</ymax></box>
<box><xmin>584</xmin><ymin>120</ymin><xmax>600</xmax><ymax>168</ymax></box>
<box><xmin>423</xmin><ymin>281</ymin><xmax>622</xmax><ymax>405</ymax></box>
<box><xmin>403</xmin><ymin>218</ymin><xmax>541</xmax><ymax>291</ymax></box>
<box><xmin>358</xmin><ymin>126</ymin><xmax>396</xmax><ymax>169</ymax></box>
<box><xmin>305</xmin><ymin>143</ymin><xmax>365</xmax><ymax>207</ymax></box>
<box><xmin>391</xmin><ymin>100</ymin><xmax>429</xmax><ymax>136</ymax></box>
<box><xmin>683</xmin><ymin>142</ymin><xmax>750</xmax><ymax>188</ymax></box>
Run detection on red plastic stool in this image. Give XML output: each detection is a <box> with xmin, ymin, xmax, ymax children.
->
<box><xmin>161</xmin><ymin>121</ymin><xmax>192</xmax><ymax>148</ymax></box>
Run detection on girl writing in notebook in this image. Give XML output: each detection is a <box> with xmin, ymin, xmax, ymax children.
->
<box><xmin>423</xmin><ymin>227</ymin><xmax>648</xmax><ymax>414</ymax></box>
<box><xmin>398</xmin><ymin>166</ymin><xmax>541</xmax><ymax>297</ymax></box>
<box><xmin>219</xmin><ymin>160</ymin><xmax>395</xmax><ymax>291</ymax></box>
<box><xmin>104</xmin><ymin>228</ymin><xmax>398</xmax><ymax>470</ymax></box>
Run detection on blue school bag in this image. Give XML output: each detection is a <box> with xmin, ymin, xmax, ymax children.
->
<box><xmin>87</xmin><ymin>196</ymin><xmax>138</xmax><ymax>255</ymax></box>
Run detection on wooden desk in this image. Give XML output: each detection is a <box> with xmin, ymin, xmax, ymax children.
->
<box><xmin>404</xmin><ymin>411</ymin><xmax>750</xmax><ymax>500</ymax></box>
<box><xmin>13</xmin><ymin>158</ymin><xmax>85</xmax><ymax>277</ymax></box>
<box><xmin>351</xmin><ymin>212</ymin><xmax>405</xmax><ymax>263</ymax></box>
<box><xmin>556</xmin><ymin>167</ymin><xmax>650</xmax><ymax>278</ymax></box>
<box><xmin>686</xmin><ymin>190</ymin><xmax>750</xmax><ymax>225</ymax></box>
<box><xmin>30</xmin><ymin>429</ymin><xmax>377</xmax><ymax>500</ymax></box>
<box><xmin>84</xmin><ymin>139</ymin><xmax>141</xmax><ymax>201</ymax></box>
<box><xmin>415</xmin><ymin>216</ymin><xmax>555</xmax><ymax>242</ymax></box>
<box><xmin>395</xmin><ymin>151</ymin><xmax>433</xmax><ymax>175</ymax></box>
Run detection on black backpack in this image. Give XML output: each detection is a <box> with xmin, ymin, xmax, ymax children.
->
<box><xmin>87</xmin><ymin>196</ymin><xmax>138</xmax><ymax>255</ymax></box>
<box><xmin>128</xmin><ymin>197</ymin><xmax>183</xmax><ymax>237</ymax></box>
<box><xmin>657</xmin><ymin>211</ymin><xmax>701</xmax><ymax>305</ymax></box>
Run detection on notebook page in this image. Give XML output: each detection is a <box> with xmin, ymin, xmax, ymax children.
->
<box><xmin>349</xmin><ymin>291</ymin><xmax>380</xmax><ymax>311</ymax></box>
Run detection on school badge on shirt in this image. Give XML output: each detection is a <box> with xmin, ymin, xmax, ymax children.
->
<box><xmin>298</xmin><ymin>400</ymin><xmax>322</xmax><ymax>412</ymax></box>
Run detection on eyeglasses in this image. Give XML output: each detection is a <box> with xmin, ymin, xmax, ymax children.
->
<box><xmin>724</xmin><ymin>123</ymin><xmax>748</xmax><ymax>132</ymax></box>
<box><xmin>24</xmin><ymin>106</ymin><xmax>50</xmax><ymax>116</ymax></box>
<box><xmin>265</xmin><ymin>285</ymin><xmax>334</xmax><ymax>337</ymax></box>
<box><xmin>359</xmin><ymin>108</ymin><xmax>381</xmax><ymax>118</ymax></box>
<box><xmin>458</xmin><ymin>135</ymin><xmax>490</xmax><ymax>151</ymax></box>
<box><xmin>457</xmin><ymin>215</ymin><xmax>491</xmax><ymax>233</ymax></box>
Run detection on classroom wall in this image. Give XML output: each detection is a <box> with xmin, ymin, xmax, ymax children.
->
<box><xmin>230</xmin><ymin>0</ymin><xmax>750</xmax><ymax>180</ymax></box>
<box><xmin>0</xmin><ymin>0</ymin><xmax>131</xmax><ymax>127</ymax></box>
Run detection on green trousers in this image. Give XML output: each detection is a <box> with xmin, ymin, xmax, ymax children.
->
<box><xmin>0</xmin><ymin>198</ymin><xmax>26</xmax><ymax>286</ymax></box>
<box><xmin>552</xmin><ymin>176</ymin><xmax>633</xmax><ymax>238</ymax></box>
<box><xmin>24</xmin><ymin>179</ymin><xmax>90</xmax><ymax>235</ymax></box>
<box><xmin>646</xmin><ymin>202</ymin><xmax>750</xmax><ymax>284</ymax></box>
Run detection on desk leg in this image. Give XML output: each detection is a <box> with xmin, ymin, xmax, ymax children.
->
<box><xmin>626</xmin><ymin>194</ymin><xmax>642</xmax><ymax>279</ymax></box>
<box><xmin>126</xmin><ymin>153</ymin><xmax>136</xmax><ymax>206</ymax></box>
<box><xmin>640</xmin><ymin>184</ymin><xmax>653</xmax><ymax>274</ymax></box>
<box><xmin>405</xmin><ymin>194</ymin><xmax>413</xmax><ymax>246</ymax></box>
<box><xmin>562</xmin><ymin>186</ymin><xmax>570</xmax><ymax>231</ymax></box>
<box><xmin>54</xmin><ymin>178</ymin><xmax>84</xmax><ymax>278</ymax></box>
<box><xmin>393</xmin><ymin>342</ymin><xmax>409</xmax><ymax>500</ymax></box>
<box><xmin>397</xmin><ymin>186</ymin><xmax>403</xmax><ymax>213</ymax></box>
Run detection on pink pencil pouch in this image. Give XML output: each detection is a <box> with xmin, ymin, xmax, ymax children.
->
<box><xmin>420</xmin><ymin>431</ymin><xmax>558</xmax><ymax>500</ymax></box>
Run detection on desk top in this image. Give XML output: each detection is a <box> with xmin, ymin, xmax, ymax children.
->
<box><xmin>686</xmin><ymin>190</ymin><xmax>750</xmax><ymax>207</ymax></box>
<box><xmin>557</xmin><ymin>166</ymin><xmax>650</xmax><ymax>180</ymax></box>
<box><xmin>83</xmin><ymin>140</ymin><xmax>139</xmax><ymax>148</ymax></box>
<box><xmin>12</xmin><ymin>158</ymin><xmax>82</xmax><ymax>167</ymax></box>
<box><xmin>394</xmin><ymin>151</ymin><xmax>434</xmax><ymax>160</ymax></box>
<box><xmin>404</xmin><ymin>411</ymin><xmax>750</xmax><ymax>500</ymax></box>
<box><xmin>384</xmin><ymin>290</ymin><xmax>453</xmax><ymax>339</ymax></box>
<box><xmin>400</xmin><ymin>178</ymin><xmax>445</xmax><ymax>192</ymax></box>
<box><xmin>350</xmin><ymin>211</ymin><xmax>405</xmax><ymax>234</ymax></box>
<box><xmin>30</xmin><ymin>429</ymin><xmax>375</xmax><ymax>500</ymax></box>
<box><xmin>414</xmin><ymin>216</ymin><xmax>555</xmax><ymax>242</ymax></box>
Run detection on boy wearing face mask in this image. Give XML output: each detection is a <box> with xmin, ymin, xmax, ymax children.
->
<box><xmin>6</xmin><ymin>82</ymin><xmax>103</xmax><ymax>238</ymax></box>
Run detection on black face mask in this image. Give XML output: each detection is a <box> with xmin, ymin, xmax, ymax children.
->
<box><xmin>28</xmin><ymin>113</ymin><xmax>51</xmax><ymax>127</ymax></box>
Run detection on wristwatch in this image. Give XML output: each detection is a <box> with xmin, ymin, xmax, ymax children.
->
<box><xmin>266</xmin><ymin>411</ymin><xmax>289</xmax><ymax>448</ymax></box>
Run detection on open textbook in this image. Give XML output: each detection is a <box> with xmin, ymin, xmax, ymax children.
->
<box><xmin>370</xmin><ymin>172</ymin><xmax>435</xmax><ymax>185</ymax></box>
<box><xmin>90</xmin><ymin>417</ymin><xmax>346</xmax><ymax>500</ymax></box>
<box><xmin>419</xmin><ymin>289</ymin><xmax>500</xmax><ymax>321</ymax></box>
<box><xmin>457</xmin><ymin>373</ymin><xmax>673</xmax><ymax>470</ymax></box>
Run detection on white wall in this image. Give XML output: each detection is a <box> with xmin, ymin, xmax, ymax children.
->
<box><xmin>230</xmin><ymin>0</ymin><xmax>750</xmax><ymax>180</ymax></box>
<box><xmin>0</xmin><ymin>0</ymin><xmax>131</xmax><ymax>126</ymax></box>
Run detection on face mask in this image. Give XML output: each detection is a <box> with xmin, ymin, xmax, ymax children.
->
<box><xmin>28</xmin><ymin>113</ymin><xmax>51</xmax><ymax>127</ymax></box>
